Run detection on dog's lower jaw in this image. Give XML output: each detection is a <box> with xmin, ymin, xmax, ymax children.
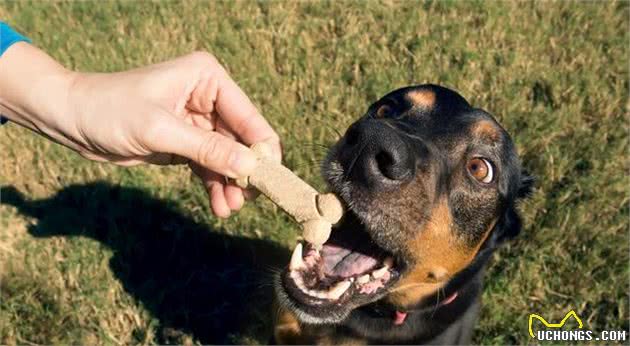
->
<box><xmin>275</xmin><ymin>266</ymin><xmax>398</xmax><ymax>325</ymax></box>
<box><xmin>274</xmin><ymin>276</ymin><xmax>349</xmax><ymax>324</ymax></box>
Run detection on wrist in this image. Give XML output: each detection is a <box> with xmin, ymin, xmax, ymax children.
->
<box><xmin>26</xmin><ymin>66</ymin><xmax>84</xmax><ymax>151</ymax></box>
<box><xmin>35</xmin><ymin>68</ymin><xmax>79</xmax><ymax>133</ymax></box>
<box><xmin>0</xmin><ymin>43</ymin><xmax>83</xmax><ymax>150</ymax></box>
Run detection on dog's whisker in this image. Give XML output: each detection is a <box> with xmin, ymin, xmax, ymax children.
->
<box><xmin>430</xmin><ymin>286</ymin><xmax>446</xmax><ymax>317</ymax></box>
<box><xmin>262</xmin><ymin>264</ymin><xmax>282</xmax><ymax>274</ymax></box>
<box><xmin>293</xmin><ymin>142</ymin><xmax>333</xmax><ymax>156</ymax></box>
<box><xmin>294</xmin><ymin>141</ymin><xmax>332</xmax><ymax>149</ymax></box>
<box><xmin>291</xmin><ymin>160</ymin><xmax>328</xmax><ymax>171</ymax></box>
<box><xmin>302</xmin><ymin>117</ymin><xmax>345</xmax><ymax>140</ymax></box>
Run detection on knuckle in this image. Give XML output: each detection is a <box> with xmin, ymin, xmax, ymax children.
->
<box><xmin>187</xmin><ymin>51</ymin><xmax>219</xmax><ymax>68</ymax></box>
<box><xmin>197</xmin><ymin>133</ymin><xmax>228</xmax><ymax>168</ymax></box>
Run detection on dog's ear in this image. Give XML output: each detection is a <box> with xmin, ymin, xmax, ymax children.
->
<box><xmin>517</xmin><ymin>170</ymin><xmax>535</xmax><ymax>199</ymax></box>
<box><xmin>494</xmin><ymin>206</ymin><xmax>523</xmax><ymax>244</ymax></box>
<box><xmin>491</xmin><ymin>171</ymin><xmax>534</xmax><ymax>245</ymax></box>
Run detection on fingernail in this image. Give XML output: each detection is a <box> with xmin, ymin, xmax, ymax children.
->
<box><xmin>229</xmin><ymin>148</ymin><xmax>258</xmax><ymax>177</ymax></box>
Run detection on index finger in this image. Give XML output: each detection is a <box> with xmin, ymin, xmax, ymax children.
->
<box><xmin>213</xmin><ymin>66</ymin><xmax>282</xmax><ymax>161</ymax></box>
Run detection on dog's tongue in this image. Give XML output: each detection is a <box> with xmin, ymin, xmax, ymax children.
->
<box><xmin>321</xmin><ymin>244</ymin><xmax>379</xmax><ymax>278</ymax></box>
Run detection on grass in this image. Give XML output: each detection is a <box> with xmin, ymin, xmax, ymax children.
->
<box><xmin>0</xmin><ymin>1</ymin><xmax>628</xmax><ymax>344</ymax></box>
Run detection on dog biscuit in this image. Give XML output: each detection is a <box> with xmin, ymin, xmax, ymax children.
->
<box><xmin>236</xmin><ymin>142</ymin><xmax>344</xmax><ymax>247</ymax></box>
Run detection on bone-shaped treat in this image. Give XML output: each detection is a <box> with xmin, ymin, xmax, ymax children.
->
<box><xmin>235</xmin><ymin>142</ymin><xmax>344</xmax><ymax>247</ymax></box>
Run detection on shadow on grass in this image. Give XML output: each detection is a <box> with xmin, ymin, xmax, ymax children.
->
<box><xmin>2</xmin><ymin>182</ymin><xmax>288</xmax><ymax>344</ymax></box>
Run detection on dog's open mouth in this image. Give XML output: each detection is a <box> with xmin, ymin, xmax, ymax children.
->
<box><xmin>280</xmin><ymin>213</ymin><xmax>401</xmax><ymax>319</ymax></box>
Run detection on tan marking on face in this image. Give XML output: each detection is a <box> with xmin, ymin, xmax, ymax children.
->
<box><xmin>387</xmin><ymin>200</ymin><xmax>497</xmax><ymax>308</ymax></box>
<box><xmin>406</xmin><ymin>89</ymin><xmax>436</xmax><ymax>108</ymax></box>
<box><xmin>274</xmin><ymin>306</ymin><xmax>366</xmax><ymax>344</ymax></box>
<box><xmin>472</xmin><ymin>120</ymin><xmax>501</xmax><ymax>141</ymax></box>
<box><xmin>274</xmin><ymin>307</ymin><xmax>307</xmax><ymax>344</ymax></box>
<box><xmin>376</xmin><ymin>104</ymin><xmax>392</xmax><ymax>118</ymax></box>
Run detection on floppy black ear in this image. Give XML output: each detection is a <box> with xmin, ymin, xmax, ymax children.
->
<box><xmin>517</xmin><ymin>170</ymin><xmax>535</xmax><ymax>199</ymax></box>
<box><xmin>494</xmin><ymin>206</ymin><xmax>523</xmax><ymax>244</ymax></box>
<box><xmin>492</xmin><ymin>171</ymin><xmax>534</xmax><ymax>245</ymax></box>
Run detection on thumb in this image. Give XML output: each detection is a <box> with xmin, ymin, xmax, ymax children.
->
<box><xmin>145</xmin><ymin>115</ymin><xmax>258</xmax><ymax>178</ymax></box>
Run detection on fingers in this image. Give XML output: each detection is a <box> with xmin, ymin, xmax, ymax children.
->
<box><xmin>145</xmin><ymin>113</ymin><xmax>257</xmax><ymax>178</ymax></box>
<box><xmin>188</xmin><ymin>68</ymin><xmax>220</xmax><ymax>116</ymax></box>
<box><xmin>215</xmin><ymin>74</ymin><xmax>282</xmax><ymax>159</ymax></box>
<box><xmin>190</xmin><ymin>162</ymin><xmax>246</xmax><ymax>218</ymax></box>
<box><xmin>213</xmin><ymin>73</ymin><xmax>273</xmax><ymax>143</ymax></box>
<box><xmin>224</xmin><ymin>184</ymin><xmax>245</xmax><ymax>210</ymax></box>
<box><xmin>209</xmin><ymin>182</ymin><xmax>231</xmax><ymax>218</ymax></box>
<box><xmin>216</xmin><ymin>115</ymin><xmax>262</xmax><ymax>201</ymax></box>
<box><xmin>144</xmin><ymin>52</ymin><xmax>285</xmax><ymax>218</ymax></box>
<box><xmin>183</xmin><ymin>52</ymin><xmax>282</xmax><ymax>162</ymax></box>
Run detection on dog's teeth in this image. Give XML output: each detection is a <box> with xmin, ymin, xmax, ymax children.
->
<box><xmin>372</xmin><ymin>266</ymin><xmax>388</xmax><ymax>279</ymax></box>
<box><xmin>384</xmin><ymin>257</ymin><xmax>394</xmax><ymax>268</ymax></box>
<box><xmin>328</xmin><ymin>280</ymin><xmax>352</xmax><ymax>300</ymax></box>
<box><xmin>306</xmin><ymin>289</ymin><xmax>328</xmax><ymax>299</ymax></box>
<box><xmin>290</xmin><ymin>243</ymin><xmax>305</xmax><ymax>270</ymax></box>
<box><xmin>357</xmin><ymin>274</ymin><xmax>370</xmax><ymax>284</ymax></box>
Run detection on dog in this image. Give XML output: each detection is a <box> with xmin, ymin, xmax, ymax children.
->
<box><xmin>273</xmin><ymin>84</ymin><xmax>532</xmax><ymax>344</ymax></box>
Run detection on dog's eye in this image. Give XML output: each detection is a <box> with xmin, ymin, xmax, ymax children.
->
<box><xmin>467</xmin><ymin>158</ymin><xmax>494</xmax><ymax>183</ymax></box>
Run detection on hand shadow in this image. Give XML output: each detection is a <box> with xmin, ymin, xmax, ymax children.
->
<box><xmin>1</xmin><ymin>182</ymin><xmax>289</xmax><ymax>344</ymax></box>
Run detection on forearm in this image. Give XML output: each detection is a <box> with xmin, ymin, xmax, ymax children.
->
<box><xmin>0</xmin><ymin>42</ymin><xmax>82</xmax><ymax>150</ymax></box>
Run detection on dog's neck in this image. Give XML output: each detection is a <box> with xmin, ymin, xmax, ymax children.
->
<box><xmin>342</xmin><ymin>246</ymin><xmax>495</xmax><ymax>342</ymax></box>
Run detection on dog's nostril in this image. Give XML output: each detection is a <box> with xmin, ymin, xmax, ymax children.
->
<box><xmin>374</xmin><ymin>148</ymin><xmax>414</xmax><ymax>182</ymax></box>
<box><xmin>342</xmin><ymin>121</ymin><xmax>416</xmax><ymax>185</ymax></box>
<box><xmin>375</xmin><ymin>151</ymin><xmax>396</xmax><ymax>180</ymax></box>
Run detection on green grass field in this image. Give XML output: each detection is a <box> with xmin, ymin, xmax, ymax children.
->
<box><xmin>1</xmin><ymin>1</ymin><xmax>628</xmax><ymax>345</ymax></box>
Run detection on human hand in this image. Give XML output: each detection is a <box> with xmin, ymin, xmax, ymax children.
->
<box><xmin>0</xmin><ymin>45</ymin><xmax>281</xmax><ymax>217</ymax></box>
<box><xmin>69</xmin><ymin>52</ymin><xmax>282</xmax><ymax>217</ymax></box>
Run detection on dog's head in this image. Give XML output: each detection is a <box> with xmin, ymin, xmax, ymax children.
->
<box><xmin>276</xmin><ymin>84</ymin><xmax>532</xmax><ymax>324</ymax></box>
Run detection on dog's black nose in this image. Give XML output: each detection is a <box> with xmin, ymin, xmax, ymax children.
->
<box><xmin>340</xmin><ymin>120</ymin><xmax>416</xmax><ymax>186</ymax></box>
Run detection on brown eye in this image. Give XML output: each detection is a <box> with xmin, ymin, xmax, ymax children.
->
<box><xmin>467</xmin><ymin>158</ymin><xmax>494</xmax><ymax>183</ymax></box>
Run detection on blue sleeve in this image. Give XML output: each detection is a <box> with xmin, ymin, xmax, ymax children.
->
<box><xmin>1</xmin><ymin>22</ymin><xmax>31</xmax><ymax>57</ymax></box>
<box><xmin>0</xmin><ymin>22</ymin><xmax>31</xmax><ymax>124</ymax></box>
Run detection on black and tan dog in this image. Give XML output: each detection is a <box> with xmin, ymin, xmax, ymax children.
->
<box><xmin>274</xmin><ymin>84</ymin><xmax>532</xmax><ymax>344</ymax></box>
